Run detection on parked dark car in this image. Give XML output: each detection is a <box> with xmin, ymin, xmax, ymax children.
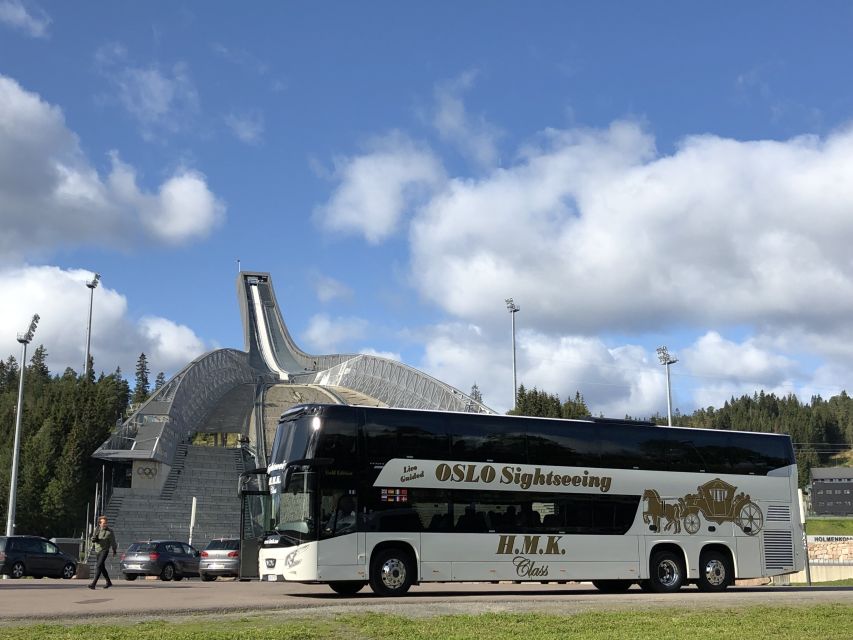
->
<box><xmin>120</xmin><ymin>540</ymin><xmax>200</xmax><ymax>581</ymax></box>
<box><xmin>199</xmin><ymin>538</ymin><xmax>240</xmax><ymax>581</ymax></box>
<box><xmin>0</xmin><ymin>535</ymin><xmax>77</xmax><ymax>579</ymax></box>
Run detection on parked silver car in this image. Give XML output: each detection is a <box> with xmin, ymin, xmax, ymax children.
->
<box><xmin>120</xmin><ymin>540</ymin><xmax>199</xmax><ymax>581</ymax></box>
<box><xmin>199</xmin><ymin>538</ymin><xmax>240</xmax><ymax>581</ymax></box>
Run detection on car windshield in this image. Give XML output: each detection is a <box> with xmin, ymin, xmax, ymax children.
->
<box><xmin>128</xmin><ymin>543</ymin><xmax>157</xmax><ymax>553</ymax></box>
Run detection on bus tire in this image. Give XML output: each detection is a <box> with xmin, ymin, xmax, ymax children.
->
<box><xmin>648</xmin><ymin>550</ymin><xmax>685</xmax><ymax>593</ymax></box>
<box><xmin>369</xmin><ymin>548</ymin><xmax>414</xmax><ymax>596</ymax></box>
<box><xmin>591</xmin><ymin>580</ymin><xmax>633</xmax><ymax>593</ymax></box>
<box><xmin>697</xmin><ymin>549</ymin><xmax>732</xmax><ymax>592</ymax></box>
<box><xmin>328</xmin><ymin>581</ymin><xmax>366</xmax><ymax>596</ymax></box>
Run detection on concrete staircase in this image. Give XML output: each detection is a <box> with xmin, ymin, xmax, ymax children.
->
<box><xmin>96</xmin><ymin>445</ymin><xmax>247</xmax><ymax>579</ymax></box>
<box><xmin>159</xmin><ymin>443</ymin><xmax>189</xmax><ymax>500</ymax></box>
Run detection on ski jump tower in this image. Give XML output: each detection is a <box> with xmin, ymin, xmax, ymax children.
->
<box><xmin>94</xmin><ymin>271</ymin><xmax>493</xmax><ymax>492</ymax></box>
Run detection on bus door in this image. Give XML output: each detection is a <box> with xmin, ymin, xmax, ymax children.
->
<box><xmin>238</xmin><ymin>469</ymin><xmax>271</xmax><ymax>581</ymax></box>
<box><xmin>319</xmin><ymin>487</ymin><xmax>363</xmax><ymax>576</ymax></box>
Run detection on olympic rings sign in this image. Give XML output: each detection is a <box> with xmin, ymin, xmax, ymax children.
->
<box><xmin>137</xmin><ymin>466</ymin><xmax>158</xmax><ymax>478</ymax></box>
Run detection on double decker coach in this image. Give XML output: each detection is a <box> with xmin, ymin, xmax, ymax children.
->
<box><xmin>243</xmin><ymin>404</ymin><xmax>804</xmax><ymax>596</ymax></box>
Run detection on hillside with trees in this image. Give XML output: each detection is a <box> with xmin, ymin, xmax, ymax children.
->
<box><xmin>0</xmin><ymin>349</ymin><xmax>135</xmax><ymax>537</ymax></box>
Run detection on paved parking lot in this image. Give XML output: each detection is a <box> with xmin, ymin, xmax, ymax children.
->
<box><xmin>1</xmin><ymin>578</ymin><xmax>853</xmax><ymax>624</ymax></box>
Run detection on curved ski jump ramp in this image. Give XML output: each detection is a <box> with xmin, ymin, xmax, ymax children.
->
<box><xmin>237</xmin><ymin>272</ymin><xmax>494</xmax><ymax>412</ymax></box>
<box><xmin>95</xmin><ymin>271</ymin><xmax>494</xmax><ymax>468</ymax></box>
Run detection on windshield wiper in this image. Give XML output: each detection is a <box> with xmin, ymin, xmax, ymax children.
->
<box><xmin>272</xmin><ymin>528</ymin><xmax>304</xmax><ymax>545</ymax></box>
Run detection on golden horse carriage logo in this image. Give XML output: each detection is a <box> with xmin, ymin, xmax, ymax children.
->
<box><xmin>643</xmin><ymin>478</ymin><xmax>763</xmax><ymax>536</ymax></box>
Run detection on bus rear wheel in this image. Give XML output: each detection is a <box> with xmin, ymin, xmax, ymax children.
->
<box><xmin>592</xmin><ymin>580</ymin><xmax>634</xmax><ymax>593</ymax></box>
<box><xmin>697</xmin><ymin>549</ymin><xmax>732</xmax><ymax>592</ymax></box>
<box><xmin>369</xmin><ymin>548</ymin><xmax>414</xmax><ymax>596</ymax></box>
<box><xmin>329</xmin><ymin>581</ymin><xmax>366</xmax><ymax>596</ymax></box>
<box><xmin>648</xmin><ymin>550</ymin><xmax>685</xmax><ymax>593</ymax></box>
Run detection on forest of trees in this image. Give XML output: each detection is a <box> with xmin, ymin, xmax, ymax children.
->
<box><xmin>510</xmin><ymin>385</ymin><xmax>853</xmax><ymax>487</ymax></box>
<box><xmin>0</xmin><ymin>349</ymin><xmax>163</xmax><ymax>538</ymax></box>
<box><xmin>4</xmin><ymin>346</ymin><xmax>853</xmax><ymax>538</ymax></box>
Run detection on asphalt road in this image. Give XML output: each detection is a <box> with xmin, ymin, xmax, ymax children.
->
<box><xmin>1</xmin><ymin>579</ymin><xmax>852</xmax><ymax>625</ymax></box>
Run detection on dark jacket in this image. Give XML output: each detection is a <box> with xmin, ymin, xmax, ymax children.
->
<box><xmin>92</xmin><ymin>526</ymin><xmax>117</xmax><ymax>554</ymax></box>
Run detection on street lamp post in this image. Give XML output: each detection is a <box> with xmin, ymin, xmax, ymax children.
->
<box><xmin>656</xmin><ymin>346</ymin><xmax>678</xmax><ymax>427</ymax></box>
<box><xmin>505</xmin><ymin>298</ymin><xmax>520</xmax><ymax>410</ymax></box>
<box><xmin>5</xmin><ymin>314</ymin><xmax>39</xmax><ymax>537</ymax></box>
<box><xmin>84</xmin><ymin>273</ymin><xmax>100</xmax><ymax>378</ymax></box>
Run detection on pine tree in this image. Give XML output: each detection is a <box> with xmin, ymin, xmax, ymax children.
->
<box><xmin>561</xmin><ymin>391</ymin><xmax>590</xmax><ymax>419</ymax></box>
<box><xmin>469</xmin><ymin>383</ymin><xmax>482</xmax><ymax>404</ymax></box>
<box><xmin>155</xmin><ymin>371</ymin><xmax>166</xmax><ymax>391</ymax></box>
<box><xmin>28</xmin><ymin>345</ymin><xmax>50</xmax><ymax>388</ymax></box>
<box><xmin>132</xmin><ymin>353</ymin><xmax>150</xmax><ymax>405</ymax></box>
<box><xmin>4</xmin><ymin>355</ymin><xmax>18</xmax><ymax>390</ymax></box>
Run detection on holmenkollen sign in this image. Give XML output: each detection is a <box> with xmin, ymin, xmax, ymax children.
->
<box><xmin>807</xmin><ymin>535</ymin><xmax>853</xmax><ymax>543</ymax></box>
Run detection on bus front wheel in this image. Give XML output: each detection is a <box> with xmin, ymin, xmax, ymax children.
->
<box><xmin>369</xmin><ymin>548</ymin><xmax>414</xmax><ymax>596</ymax></box>
<box><xmin>648</xmin><ymin>550</ymin><xmax>685</xmax><ymax>593</ymax></box>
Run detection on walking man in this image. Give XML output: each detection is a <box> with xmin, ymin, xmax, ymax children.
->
<box><xmin>89</xmin><ymin>515</ymin><xmax>117</xmax><ymax>589</ymax></box>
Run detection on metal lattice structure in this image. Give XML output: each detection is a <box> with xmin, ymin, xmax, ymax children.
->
<box><xmin>94</xmin><ymin>271</ymin><xmax>494</xmax><ymax>467</ymax></box>
<box><xmin>94</xmin><ymin>349</ymin><xmax>264</xmax><ymax>464</ymax></box>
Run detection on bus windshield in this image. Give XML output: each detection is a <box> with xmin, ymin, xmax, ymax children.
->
<box><xmin>269</xmin><ymin>414</ymin><xmax>318</xmax><ymax>469</ymax></box>
<box><xmin>270</xmin><ymin>470</ymin><xmax>317</xmax><ymax>544</ymax></box>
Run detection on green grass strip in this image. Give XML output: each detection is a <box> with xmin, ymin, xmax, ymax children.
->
<box><xmin>1</xmin><ymin>606</ymin><xmax>852</xmax><ymax>640</ymax></box>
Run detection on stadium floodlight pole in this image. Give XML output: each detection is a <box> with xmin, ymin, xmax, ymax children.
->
<box><xmin>84</xmin><ymin>273</ymin><xmax>100</xmax><ymax>378</ymax></box>
<box><xmin>505</xmin><ymin>298</ymin><xmax>520</xmax><ymax>410</ymax></box>
<box><xmin>5</xmin><ymin>314</ymin><xmax>39</xmax><ymax>537</ymax></box>
<box><xmin>656</xmin><ymin>346</ymin><xmax>678</xmax><ymax>426</ymax></box>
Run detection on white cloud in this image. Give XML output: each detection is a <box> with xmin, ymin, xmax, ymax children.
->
<box><xmin>95</xmin><ymin>45</ymin><xmax>199</xmax><ymax>138</ymax></box>
<box><xmin>224</xmin><ymin>111</ymin><xmax>264</xmax><ymax>144</ymax></box>
<box><xmin>415</xmin><ymin>322</ymin><xmax>664</xmax><ymax>416</ymax></box>
<box><xmin>0</xmin><ymin>265</ymin><xmax>210</xmax><ymax>378</ymax></box>
<box><xmin>314</xmin><ymin>132</ymin><xmax>445</xmax><ymax>244</ymax></box>
<box><xmin>416</xmin><ymin>322</ymin><xmax>838</xmax><ymax>417</ymax></box>
<box><xmin>0</xmin><ymin>74</ymin><xmax>224</xmax><ymax>259</ymax></box>
<box><xmin>432</xmin><ymin>71</ymin><xmax>502</xmax><ymax>168</ymax></box>
<box><xmin>683</xmin><ymin>331</ymin><xmax>795</xmax><ymax>385</ymax></box>
<box><xmin>359</xmin><ymin>348</ymin><xmax>402</xmax><ymax>361</ymax></box>
<box><xmin>316</xmin><ymin>116</ymin><xmax>853</xmax><ymax>414</ymax></box>
<box><xmin>311</xmin><ymin>273</ymin><xmax>353</xmax><ymax>303</ymax></box>
<box><xmin>408</xmin><ymin>120</ymin><xmax>853</xmax><ymax>338</ymax></box>
<box><xmin>0</xmin><ymin>0</ymin><xmax>50</xmax><ymax>38</ymax></box>
<box><xmin>139</xmin><ymin>316</ymin><xmax>207</xmax><ymax>367</ymax></box>
<box><xmin>301</xmin><ymin>314</ymin><xmax>368</xmax><ymax>353</ymax></box>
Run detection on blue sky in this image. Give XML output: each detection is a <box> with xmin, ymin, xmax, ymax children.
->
<box><xmin>3</xmin><ymin>1</ymin><xmax>853</xmax><ymax>416</ymax></box>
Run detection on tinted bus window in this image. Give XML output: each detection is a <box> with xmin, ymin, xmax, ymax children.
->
<box><xmin>316</xmin><ymin>418</ymin><xmax>358</xmax><ymax>466</ymax></box>
<box><xmin>363</xmin><ymin>488</ymin><xmax>448</xmax><ymax>532</ymax></box>
<box><xmin>727</xmin><ymin>432</ymin><xmax>793</xmax><ymax>475</ymax></box>
<box><xmin>599</xmin><ymin>424</ymin><xmax>669</xmax><ymax>471</ymax></box>
<box><xmin>449</xmin><ymin>415</ymin><xmax>526</xmax><ymax>463</ymax></box>
<box><xmin>663</xmin><ymin>431</ymin><xmax>709</xmax><ymax>472</ymax></box>
<box><xmin>527</xmin><ymin>420</ymin><xmax>601</xmax><ymax>468</ymax></box>
<box><xmin>435</xmin><ymin>490</ymin><xmax>640</xmax><ymax>536</ymax></box>
<box><xmin>363</xmin><ymin>410</ymin><xmax>450</xmax><ymax>461</ymax></box>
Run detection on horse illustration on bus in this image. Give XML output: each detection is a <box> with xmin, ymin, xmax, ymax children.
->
<box><xmin>643</xmin><ymin>478</ymin><xmax>763</xmax><ymax>536</ymax></box>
